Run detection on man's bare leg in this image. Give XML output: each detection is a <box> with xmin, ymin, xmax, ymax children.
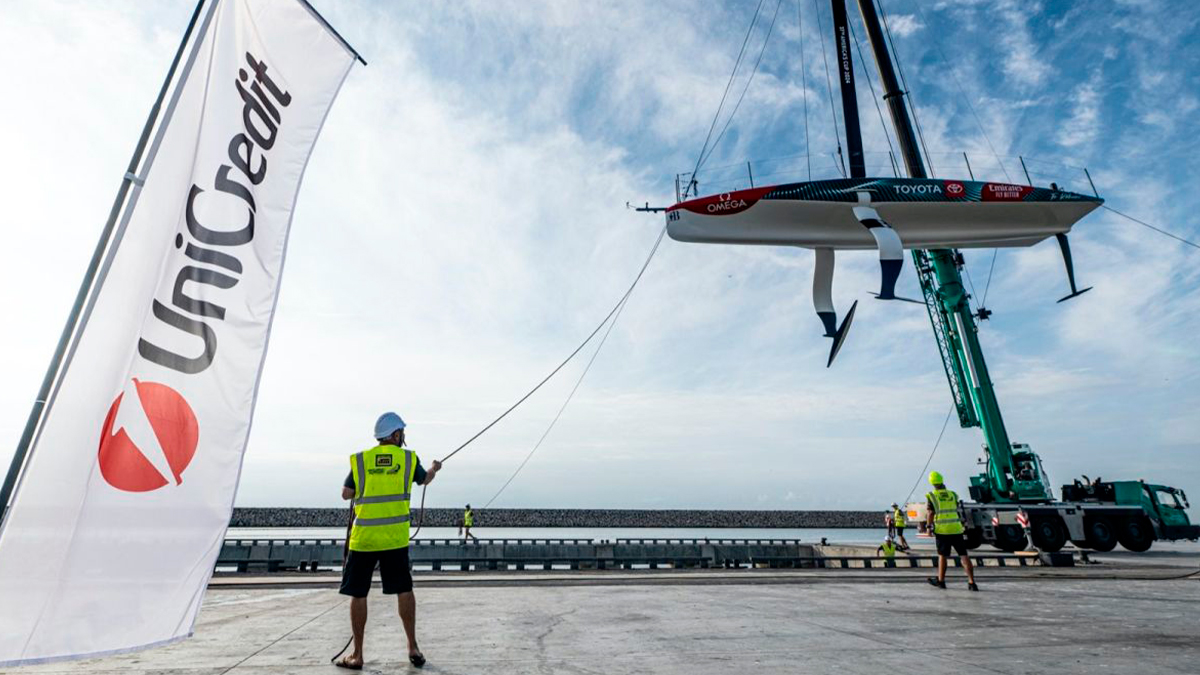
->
<box><xmin>961</xmin><ymin>554</ymin><xmax>976</xmax><ymax>584</ymax></box>
<box><xmin>345</xmin><ymin>597</ymin><xmax>367</xmax><ymax>666</ymax></box>
<box><xmin>937</xmin><ymin>554</ymin><xmax>948</xmax><ymax>582</ymax></box>
<box><xmin>398</xmin><ymin>592</ymin><xmax>421</xmax><ymax>658</ymax></box>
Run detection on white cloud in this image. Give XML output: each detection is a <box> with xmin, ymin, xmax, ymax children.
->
<box><xmin>996</xmin><ymin>0</ymin><xmax>1052</xmax><ymax>88</ymax></box>
<box><xmin>1058</xmin><ymin>70</ymin><xmax>1102</xmax><ymax>148</ymax></box>
<box><xmin>885</xmin><ymin>14</ymin><xmax>924</xmax><ymax>38</ymax></box>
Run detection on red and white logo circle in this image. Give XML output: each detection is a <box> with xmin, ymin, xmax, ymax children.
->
<box><xmin>944</xmin><ymin>180</ymin><xmax>966</xmax><ymax>198</ymax></box>
<box><xmin>97</xmin><ymin>379</ymin><xmax>199</xmax><ymax>492</ymax></box>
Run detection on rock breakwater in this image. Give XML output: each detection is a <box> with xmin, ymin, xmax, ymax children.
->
<box><xmin>230</xmin><ymin>508</ymin><xmax>879</xmax><ymax>528</ymax></box>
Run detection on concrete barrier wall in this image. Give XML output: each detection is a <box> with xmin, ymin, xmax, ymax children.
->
<box><xmin>230</xmin><ymin>508</ymin><xmax>880</xmax><ymax>528</ymax></box>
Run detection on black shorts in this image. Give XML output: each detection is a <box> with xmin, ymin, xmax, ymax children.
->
<box><xmin>935</xmin><ymin>533</ymin><xmax>967</xmax><ymax>557</ymax></box>
<box><xmin>895</xmin><ymin>526</ymin><xmax>906</xmax><ymax>536</ymax></box>
<box><xmin>339</xmin><ymin>547</ymin><xmax>413</xmax><ymax>597</ymax></box>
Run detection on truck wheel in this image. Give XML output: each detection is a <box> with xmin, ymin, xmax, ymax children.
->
<box><xmin>993</xmin><ymin>524</ymin><xmax>1028</xmax><ymax>552</ymax></box>
<box><xmin>1085</xmin><ymin>518</ymin><xmax>1117</xmax><ymax>552</ymax></box>
<box><xmin>964</xmin><ymin>528</ymin><xmax>983</xmax><ymax>550</ymax></box>
<box><xmin>1117</xmin><ymin>518</ymin><xmax>1154</xmax><ymax>553</ymax></box>
<box><xmin>1029</xmin><ymin>517</ymin><xmax>1066</xmax><ymax>553</ymax></box>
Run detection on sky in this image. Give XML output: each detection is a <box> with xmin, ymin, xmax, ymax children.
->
<box><xmin>1</xmin><ymin>0</ymin><xmax>1198</xmax><ymax>511</ymax></box>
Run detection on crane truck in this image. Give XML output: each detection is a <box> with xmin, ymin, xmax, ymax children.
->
<box><xmin>837</xmin><ymin>0</ymin><xmax>1200</xmax><ymax>553</ymax></box>
<box><xmin>903</xmin><ymin>249</ymin><xmax>1199</xmax><ymax>553</ymax></box>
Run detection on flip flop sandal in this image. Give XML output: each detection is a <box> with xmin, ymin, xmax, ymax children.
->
<box><xmin>335</xmin><ymin>657</ymin><xmax>363</xmax><ymax>670</ymax></box>
<box><xmin>409</xmin><ymin>652</ymin><xmax>426</xmax><ymax>668</ymax></box>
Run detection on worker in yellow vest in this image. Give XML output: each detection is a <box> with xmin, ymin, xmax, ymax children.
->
<box><xmin>891</xmin><ymin>502</ymin><xmax>909</xmax><ymax>550</ymax></box>
<box><xmin>876</xmin><ymin>537</ymin><xmax>899</xmax><ymax>568</ymax></box>
<box><xmin>925</xmin><ymin>471</ymin><xmax>978</xmax><ymax>591</ymax></box>
<box><xmin>459</xmin><ymin>504</ymin><xmax>478</xmax><ymax>542</ymax></box>
<box><xmin>337</xmin><ymin>412</ymin><xmax>442</xmax><ymax>670</ymax></box>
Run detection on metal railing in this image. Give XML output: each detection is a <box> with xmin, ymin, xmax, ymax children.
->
<box><xmin>677</xmin><ymin>151</ymin><xmax>1099</xmax><ymax>200</ymax></box>
<box><xmin>214</xmin><ymin>539</ymin><xmax>1039</xmax><ymax>574</ymax></box>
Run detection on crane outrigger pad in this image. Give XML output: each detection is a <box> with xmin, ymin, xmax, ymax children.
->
<box><xmin>666</xmin><ymin>177</ymin><xmax>1103</xmax><ymax>250</ymax></box>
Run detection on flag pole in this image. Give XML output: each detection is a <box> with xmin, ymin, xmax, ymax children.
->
<box><xmin>0</xmin><ymin>0</ymin><xmax>208</xmax><ymax>522</ymax></box>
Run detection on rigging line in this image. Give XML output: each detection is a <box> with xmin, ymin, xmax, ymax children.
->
<box><xmin>813</xmin><ymin>0</ymin><xmax>845</xmax><ymax>176</ymax></box>
<box><xmin>848</xmin><ymin>16</ymin><xmax>898</xmax><ymax>170</ymax></box>
<box><xmin>906</xmin><ymin>0</ymin><xmax>1011</xmax><ymax>182</ymax></box>
<box><xmin>1102</xmin><ymin>205</ymin><xmax>1200</xmax><ymax>250</ymax></box>
<box><xmin>963</xmin><ymin>263</ymin><xmax>981</xmax><ymax>310</ymax></box>
<box><xmin>699</xmin><ymin>0</ymin><xmax>785</xmax><ymax>172</ymax></box>
<box><xmin>687</xmin><ymin>0</ymin><xmax>767</xmax><ymax>197</ymax></box>
<box><xmin>798</xmin><ymin>0</ymin><xmax>812</xmax><ymax>180</ymax></box>
<box><xmin>878</xmin><ymin>0</ymin><xmax>936</xmax><ymax>178</ymax></box>
<box><xmin>409</xmin><ymin>225</ymin><xmax>670</xmax><ymax>542</ymax></box>
<box><xmin>483</xmin><ymin>288</ymin><xmax>633</xmax><ymax>509</ymax></box>
<box><xmin>904</xmin><ymin>405</ymin><xmax>954</xmax><ymax>505</ymax></box>
<box><xmin>226</xmin><ymin>597</ymin><xmax>347</xmax><ymax>674</ymax></box>
<box><xmin>980</xmin><ymin>250</ymin><xmax>999</xmax><ymax>306</ymax></box>
<box><xmin>440</xmin><ymin>224</ymin><xmax>669</xmax><ymax>464</ymax></box>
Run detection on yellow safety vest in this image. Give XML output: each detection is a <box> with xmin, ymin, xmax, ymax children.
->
<box><xmin>893</xmin><ymin>507</ymin><xmax>906</xmax><ymax>527</ymax></box>
<box><xmin>349</xmin><ymin>444</ymin><xmax>418</xmax><ymax>552</ymax></box>
<box><xmin>926</xmin><ymin>488</ymin><xmax>964</xmax><ymax>536</ymax></box>
<box><xmin>463</xmin><ymin>509</ymin><xmax>474</xmax><ymax>527</ymax></box>
<box><xmin>881</xmin><ymin>541</ymin><xmax>896</xmax><ymax>558</ymax></box>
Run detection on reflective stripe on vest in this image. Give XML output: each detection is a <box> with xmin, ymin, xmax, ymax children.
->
<box><xmin>355</xmin><ymin>493</ymin><xmax>411</xmax><ymax>505</ymax></box>
<box><xmin>927</xmin><ymin>488</ymin><xmax>964</xmax><ymax>536</ymax></box>
<box><xmin>354</xmin><ymin>514</ymin><xmax>412</xmax><ymax>526</ymax></box>
<box><xmin>349</xmin><ymin>445</ymin><xmax>417</xmax><ymax>552</ymax></box>
<box><xmin>893</xmin><ymin>508</ymin><xmax>906</xmax><ymax>527</ymax></box>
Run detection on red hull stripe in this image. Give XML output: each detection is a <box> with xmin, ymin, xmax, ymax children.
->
<box><xmin>668</xmin><ymin>186</ymin><xmax>776</xmax><ymax>216</ymax></box>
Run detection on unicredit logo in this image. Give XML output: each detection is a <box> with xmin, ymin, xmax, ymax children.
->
<box><xmin>97</xmin><ymin>379</ymin><xmax>199</xmax><ymax>492</ymax></box>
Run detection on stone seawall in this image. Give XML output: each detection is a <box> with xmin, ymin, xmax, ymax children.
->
<box><xmin>230</xmin><ymin>508</ymin><xmax>879</xmax><ymax>529</ymax></box>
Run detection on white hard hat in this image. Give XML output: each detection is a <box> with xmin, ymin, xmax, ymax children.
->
<box><xmin>374</xmin><ymin>412</ymin><xmax>406</xmax><ymax>439</ymax></box>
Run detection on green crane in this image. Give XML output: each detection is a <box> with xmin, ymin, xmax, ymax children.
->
<box><xmin>851</xmin><ymin>0</ymin><xmax>1052</xmax><ymax>505</ymax></box>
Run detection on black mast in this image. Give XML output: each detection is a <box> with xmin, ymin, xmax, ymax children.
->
<box><xmin>830</xmin><ymin>0</ymin><xmax>866</xmax><ymax>178</ymax></box>
<box><xmin>854</xmin><ymin>0</ymin><xmax>925</xmax><ymax>177</ymax></box>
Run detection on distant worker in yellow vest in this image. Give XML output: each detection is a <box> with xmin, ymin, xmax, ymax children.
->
<box><xmin>925</xmin><ymin>471</ymin><xmax>978</xmax><ymax>591</ymax></box>
<box><xmin>459</xmin><ymin>504</ymin><xmax>478</xmax><ymax>542</ymax></box>
<box><xmin>876</xmin><ymin>537</ymin><xmax>899</xmax><ymax>568</ymax></box>
<box><xmin>338</xmin><ymin>412</ymin><xmax>442</xmax><ymax>670</ymax></box>
<box><xmin>891</xmin><ymin>502</ymin><xmax>909</xmax><ymax>550</ymax></box>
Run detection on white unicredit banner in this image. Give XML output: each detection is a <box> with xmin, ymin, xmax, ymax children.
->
<box><xmin>0</xmin><ymin>0</ymin><xmax>356</xmax><ymax>664</ymax></box>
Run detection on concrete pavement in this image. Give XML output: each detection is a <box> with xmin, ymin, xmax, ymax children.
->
<box><xmin>4</xmin><ymin>563</ymin><xmax>1197</xmax><ymax>674</ymax></box>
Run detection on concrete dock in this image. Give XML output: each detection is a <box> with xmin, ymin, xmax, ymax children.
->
<box><xmin>5</xmin><ymin>547</ymin><xmax>1197</xmax><ymax>674</ymax></box>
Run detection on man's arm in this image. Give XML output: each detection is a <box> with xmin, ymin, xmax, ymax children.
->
<box><xmin>342</xmin><ymin>471</ymin><xmax>354</xmax><ymax>501</ymax></box>
<box><xmin>419</xmin><ymin>459</ymin><xmax>443</xmax><ymax>486</ymax></box>
<box><xmin>925</xmin><ymin>498</ymin><xmax>935</xmax><ymax>531</ymax></box>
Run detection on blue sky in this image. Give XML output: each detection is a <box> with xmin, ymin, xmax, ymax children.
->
<box><xmin>1</xmin><ymin>0</ymin><xmax>1197</xmax><ymax>510</ymax></box>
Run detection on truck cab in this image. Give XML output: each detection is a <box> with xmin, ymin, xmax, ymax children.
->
<box><xmin>969</xmin><ymin>443</ymin><xmax>1054</xmax><ymax>503</ymax></box>
<box><xmin>1143</xmin><ymin>484</ymin><xmax>1198</xmax><ymax>541</ymax></box>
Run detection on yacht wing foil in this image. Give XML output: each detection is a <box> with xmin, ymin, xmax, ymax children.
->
<box><xmin>666</xmin><ymin>177</ymin><xmax>1102</xmax><ymax>249</ymax></box>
